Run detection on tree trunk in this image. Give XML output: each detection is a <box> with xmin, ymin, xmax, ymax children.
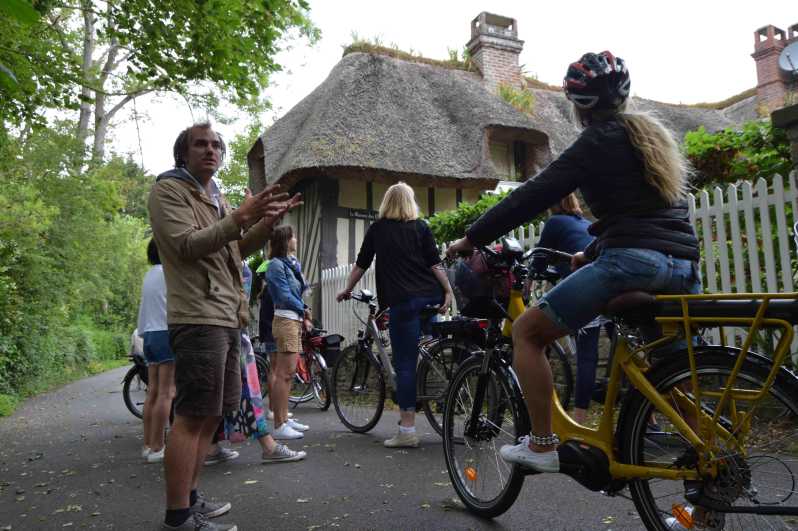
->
<box><xmin>76</xmin><ymin>0</ymin><xmax>94</xmax><ymax>147</ymax></box>
<box><xmin>92</xmin><ymin>93</ymin><xmax>107</xmax><ymax>162</ymax></box>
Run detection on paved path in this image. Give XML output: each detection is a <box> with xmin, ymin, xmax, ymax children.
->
<box><xmin>0</xmin><ymin>367</ymin><xmax>645</xmax><ymax>530</ymax></box>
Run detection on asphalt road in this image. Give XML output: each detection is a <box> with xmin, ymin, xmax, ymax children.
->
<box><xmin>0</xmin><ymin>367</ymin><xmax>646</xmax><ymax>530</ymax></box>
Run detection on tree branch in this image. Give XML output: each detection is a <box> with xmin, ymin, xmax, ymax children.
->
<box><xmin>105</xmin><ymin>89</ymin><xmax>152</xmax><ymax>122</ymax></box>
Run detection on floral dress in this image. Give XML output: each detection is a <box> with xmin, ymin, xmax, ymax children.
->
<box><xmin>217</xmin><ymin>262</ymin><xmax>270</xmax><ymax>442</ymax></box>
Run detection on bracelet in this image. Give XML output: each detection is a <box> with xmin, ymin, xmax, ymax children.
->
<box><xmin>528</xmin><ymin>433</ymin><xmax>560</xmax><ymax>447</ymax></box>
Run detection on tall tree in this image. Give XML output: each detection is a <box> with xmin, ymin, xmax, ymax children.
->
<box><xmin>1</xmin><ymin>0</ymin><xmax>318</xmax><ymax>161</ymax></box>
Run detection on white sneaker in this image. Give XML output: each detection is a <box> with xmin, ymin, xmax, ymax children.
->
<box><xmin>286</xmin><ymin>419</ymin><xmax>309</xmax><ymax>432</ymax></box>
<box><xmin>383</xmin><ymin>430</ymin><xmax>420</xmax><ymax>448</ymax></box>
<box><xmin>262</xmin><ymin>444</ymin><xmax>307</xmax><ymax>464</ymax></box>
<box><xmin>499</xmin><ymin>435</ymin><xmax>559</xmax><ymax>472</ymax></box>
<box><xmin>141</xmin><ymin>446</ymin><xmax>151</xmax><ymax>459</ymax></box>
<box><xmin>272</xmin><ymin>423</ymin><xmax>304</xmax><ymax>440</ymax></box>
<box><xmin>267</xmin><ymin>410</ymin><xmax>293</xmax><ymax>421</ymax></box>
<box><xmin>147</xmin><ymin>447</ymin><xmax>165</xmax><ymax>463</ymax></box>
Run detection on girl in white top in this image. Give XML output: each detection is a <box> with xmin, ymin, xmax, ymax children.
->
<box><xmin>136</xmin><ymin>239</ymin><xmax>176</xmax><ymax>463</ymax></box>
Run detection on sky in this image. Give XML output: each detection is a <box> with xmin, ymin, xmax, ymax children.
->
<box><xmin>111</xmin><ymin>0</ymin><xmax>797</xmax><ymax>174</ymax></box>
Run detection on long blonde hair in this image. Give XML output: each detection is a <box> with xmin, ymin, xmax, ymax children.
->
<box><xmin>379</xmin><ymin>182</ymin><xmax>420</xmax><ymax>221</ymax></box>
<box><xmin>574</xmin><ymin>100</ymin><xmax>691</xmax><ymax>205</ymax></box>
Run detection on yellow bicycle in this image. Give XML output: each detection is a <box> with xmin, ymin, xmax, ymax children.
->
<box><xmin>442</xmin><ymin>247</ymin><xmax>798</xmax><ymax>529</ymax></box>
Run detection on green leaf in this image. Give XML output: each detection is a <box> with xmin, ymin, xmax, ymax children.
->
<box><xmin>0</xmin><ymin>0</ymin><xmax>40</xmax><ymax>25</ymax></box>
<box><xmin>0</xmin><ymin>63</ymin><xmax>18</xmax><ymax>87</ymax></box>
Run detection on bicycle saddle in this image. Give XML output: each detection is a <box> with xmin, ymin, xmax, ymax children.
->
<box><xmin>604</xmin><ymin>291</ymin><xmax>658</xmax><ymax>325</ymax></box>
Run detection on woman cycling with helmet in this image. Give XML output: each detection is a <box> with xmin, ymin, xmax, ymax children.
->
<box><xmin>447</xmin><ymin>51</ymin><xmax>701</xmax><ymax>474</ymax></box>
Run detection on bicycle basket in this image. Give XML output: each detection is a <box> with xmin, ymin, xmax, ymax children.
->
<box><xmin>321</xmin><ymin>334</ymin><xmax>344</xmax><ymax>365</ymax></box>
<box><xmin>448</xmin><ymin>250</ymin><xmax>510</xmax><ymax>319</ymax></box>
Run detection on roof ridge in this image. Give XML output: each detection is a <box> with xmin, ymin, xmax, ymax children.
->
<box><xmin>342</xmin><ymin>42</ymin><xmax>477</xmax><ymax>72</ymax></box>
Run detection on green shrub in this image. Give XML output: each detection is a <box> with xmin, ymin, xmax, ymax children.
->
<box><xmin>684</xmin><ymin>120</ymin><xmax>792</xmax><ymax>189</ymax></box>
<box><xmin>0</xmin><ymin>394</ymin><xmax>18</xmax><ymax>416</ymax></box>
<box><xmin>428</xmin><ymin>191</ymin><xmax>514</xmax><ymax>243</ymax></box>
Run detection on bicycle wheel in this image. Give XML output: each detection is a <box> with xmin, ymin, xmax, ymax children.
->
<box><xmin>545</xmin><ymin>341</ymin><xmax>573</xmax><ymax>411</ymax></box>
<box><xmin>289</xmin><ymin>353</ymin><xmax>315</xmax><ymax>405</ymax></box>
<box><xmin>418</xmin><ymin>338</ymin><xmax>475</xmax><ymax>437</ymax></box>
<box><xmin>332</xmin><ymin>344</ymin><xmax>385</xmax><ymax>433</ymax></box>
<box><xmin>255</xmin><ymin>353</ymin><xmax>270</xmax><ymax>401</ymax></box>
<box><xmin>619</xmin><ymin>347</ymin><xmax>798</xmax><ymax>531</ymax></box>
<box><xmin>443</xmin><ymin>356</ymin><xmax>529</xmax><ymax>518</ymax></box>
<box><xmin>311</xmin><ymin>353</ymin><xmax>331</xmax><ymax>411</ymax></box>
<box><xmin>122</xmin><ymin>366</ymin><xmax>147</xmax><ymax>419</ymax></box>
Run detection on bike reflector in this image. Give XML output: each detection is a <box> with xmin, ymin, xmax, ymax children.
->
<box><xmin>465</xmin><ymin>467</ymin><xmax>477</xmax><ymax>482</ymax></box>
<box><xmin>671</xmin><ymin>504</ymin><xmax>694</xmax><ymax>528</ymax></box>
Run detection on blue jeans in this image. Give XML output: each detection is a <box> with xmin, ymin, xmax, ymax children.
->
<box><xmin>538</xmin><ymin>248</ymin><xmax>702</xmax><ymax>333</ymax></box>
<box><xmin>574</xmin><ymin>322</ymin><xmax>616</xmax><ymax>410</ymax></box>
<box><xmin>387</xmin><ymin>295</ymin><xmax>443</xmax><ymax>411</ymax></box>
<box><xmin>142</xmin><ymin>330</ymin><xmax>174</xmax><ymax>364</ymax></box>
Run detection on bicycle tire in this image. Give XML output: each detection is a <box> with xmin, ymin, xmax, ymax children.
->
<box><xmin>255</xmin><ymin>353</ymin><xmax>270</xmax><ymax>401</ymax></box>
<box><xmin>332</xmin><ymin>344</ymin><xmax>385</xmax><ymax>433</ymax></box>
<box><xmin>418</xmin><ymin>338</ymin><xmax>475</xmax><ymax>437</ymax></box>
<box><xmin>618</xmin><ymin>347</ymin><xmax>798</xmax><ymax>531</ymax></box>
<box><xmin>545</xmin><ymin>341</ymin><xmax>573</xmax><ymax>411</ymax></box>
<box><xmin>311</xmin><ymin>353</ymin><xmax>331</xmax><ymax>411</ymax></box>
<box><xmin>443</xmin><ymin>356</ymin><xmax>529</xmax><ymax>518</ymax></box>
<box><xmin>289</xmin><ymin>353</ymin><xmax>316</xmax><ymax>405</ymax></box>
<box><xmin>122</xmin><ymin>366</ymin><xmax>147</xmax><ymax>420</ymax></box>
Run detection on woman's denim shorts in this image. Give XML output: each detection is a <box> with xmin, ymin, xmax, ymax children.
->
<box><xmin>537</xmin><ymin>248</ymin><xmax>701</xmax><ymax>333</ymax></box>
<box><xmin>142</xmin><ymin>330</ymin><xmax>175</xmax><ymax>364</ymax></box>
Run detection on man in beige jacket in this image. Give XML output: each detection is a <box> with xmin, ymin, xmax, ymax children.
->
<box><xmin>149</xmin><ymin>122</ymin><xmax>300</xmax><ymax>531</ymax></box>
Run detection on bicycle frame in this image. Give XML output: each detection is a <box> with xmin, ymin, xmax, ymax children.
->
<box><xmin>467</xmin><ymin>263</ymin><xmax>798</xmax><ymax>483</ymax></box>
<box><xmin>355</xmin><ymin>302</ymin><xmax>398</xmax><ymax>390</ymax></box>
<box><xmin>548</xmin><ymin>290</ymin><xmax>798</xmax><ymax>482</ymax></box>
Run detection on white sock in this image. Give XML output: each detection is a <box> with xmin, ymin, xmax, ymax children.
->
<box><xmin>399</xmin><ymin>425</ymin><xmax>416</xmax><ymax>434</ymax></box>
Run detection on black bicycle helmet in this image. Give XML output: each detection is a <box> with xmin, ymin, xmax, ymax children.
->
<box><xmin>563</xmin><ymin>51</ymin><xmax>630</xmax><ymax>110</ymax></box>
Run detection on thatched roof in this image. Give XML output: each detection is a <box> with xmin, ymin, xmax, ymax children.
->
<box><xmin>249</xmin><ymin>48</ymin><xmax>760</xmax><ymax>192</ymax></box>
<box><xmin>248</xmin><ymin>52</ymin><xmax>551</xmax><ymax>192</ymax></box>
<box><xmin>529</xmin><ymin>88</ymin><xmax>759</xmax><ymax>154</ymax></box>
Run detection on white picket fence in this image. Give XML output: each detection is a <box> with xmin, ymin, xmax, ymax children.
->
<box><xmin>321</xmin><ymin>172</ymin><xmax>798</xmax><ymax>356</ymax></box>
<box><xmin>320</xmin><ymin>265</ymin><xmax>378</xmax><ymax>349</ymax></box>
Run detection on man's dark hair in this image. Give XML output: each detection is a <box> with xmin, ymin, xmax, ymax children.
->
<box><xmin>147</xmin><ymin>238</ymin><xmax>161</xmax><ymax>265</ymax></box>
<box><xmin>172</xmin><ymin>121</ymin><xmax>227</xmax><ymax>168</ymax></box>
<box><xmin>268</xmin><ymin>225</ymin><xmax>294</xmax><ymax>259</ymax></box>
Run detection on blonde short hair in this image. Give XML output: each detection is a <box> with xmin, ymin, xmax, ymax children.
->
<box><xmin>378</xmin><ymin>182</ymin><xmax>419</xmax><ymax>221</ymax></box>
<box><xmin>551</xmin><ymin>193</ymin><xmax>583</xmax><ymax>216</ymax></box>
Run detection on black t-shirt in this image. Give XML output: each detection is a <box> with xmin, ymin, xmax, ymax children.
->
<box><xmin>355</xmin><ymin>219</ymin><xmax>443</xmax><ymax>308</ymax></box>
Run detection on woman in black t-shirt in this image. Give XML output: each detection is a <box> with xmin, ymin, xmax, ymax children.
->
<box><xmin>337</xmin><ymin>182</ymin><xmax>454</xmax><ymax>448</ymax></box>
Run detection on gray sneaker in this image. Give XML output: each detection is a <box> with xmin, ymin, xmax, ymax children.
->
<box><xmin>190</xmin><ymin>492</ymin><xmax>231</xmax><ymax>518</ymax></box>
<box><xmin>204</xmin><ymin>446</ymin><xmax>239</xmax><ymax>466</ymax></box>
<box><xmin>262</xmin><ymin>443</ymin><xmax>307</xmax><ymax>464</ymax></box>
<box><xmin>162</xmin><ymin>513</ymin><xmax>237</xmax><ymax>530</ymax></box>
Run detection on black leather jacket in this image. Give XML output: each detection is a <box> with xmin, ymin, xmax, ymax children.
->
<box><xmin>466</xmin><ymin>119</ymin><xmax>699</xmax><ymax>261</ymax></box>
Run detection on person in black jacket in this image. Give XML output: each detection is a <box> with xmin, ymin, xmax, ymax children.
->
<box><xmin>447</xmin><ymin>51</ymin><xmax>701</xmax><ymax>473</ymax></box>
<box><xmin>337</xmin><ymin>182</ymin><xmax>454</xmax><ymax>448</ymax></box>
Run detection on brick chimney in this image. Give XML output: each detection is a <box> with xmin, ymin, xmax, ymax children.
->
<box><xmin>466</xmin><ymin>12</ymin><xmax>523</xmax><ymax>93</ymax></box>
<box><xmin>751</xmin><ymin>24</ymin><xmax>798</xmax><ymax>112</ymax></box>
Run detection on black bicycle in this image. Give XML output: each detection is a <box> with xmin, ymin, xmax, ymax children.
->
<box><xmin>122</xmin><ymin>351</ymin><xmax>148</xmax><ymax>419</ymax></box>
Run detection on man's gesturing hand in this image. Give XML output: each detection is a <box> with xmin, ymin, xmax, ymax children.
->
<box><xmin>262</xmin><ymin>193</ymin><xmax>303</xmax><ymax>227</ymax></box>
<box><xmin>233</xmin><ymin>185</ymin><xmax>290</xmax><ymax>229</ymax></box>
